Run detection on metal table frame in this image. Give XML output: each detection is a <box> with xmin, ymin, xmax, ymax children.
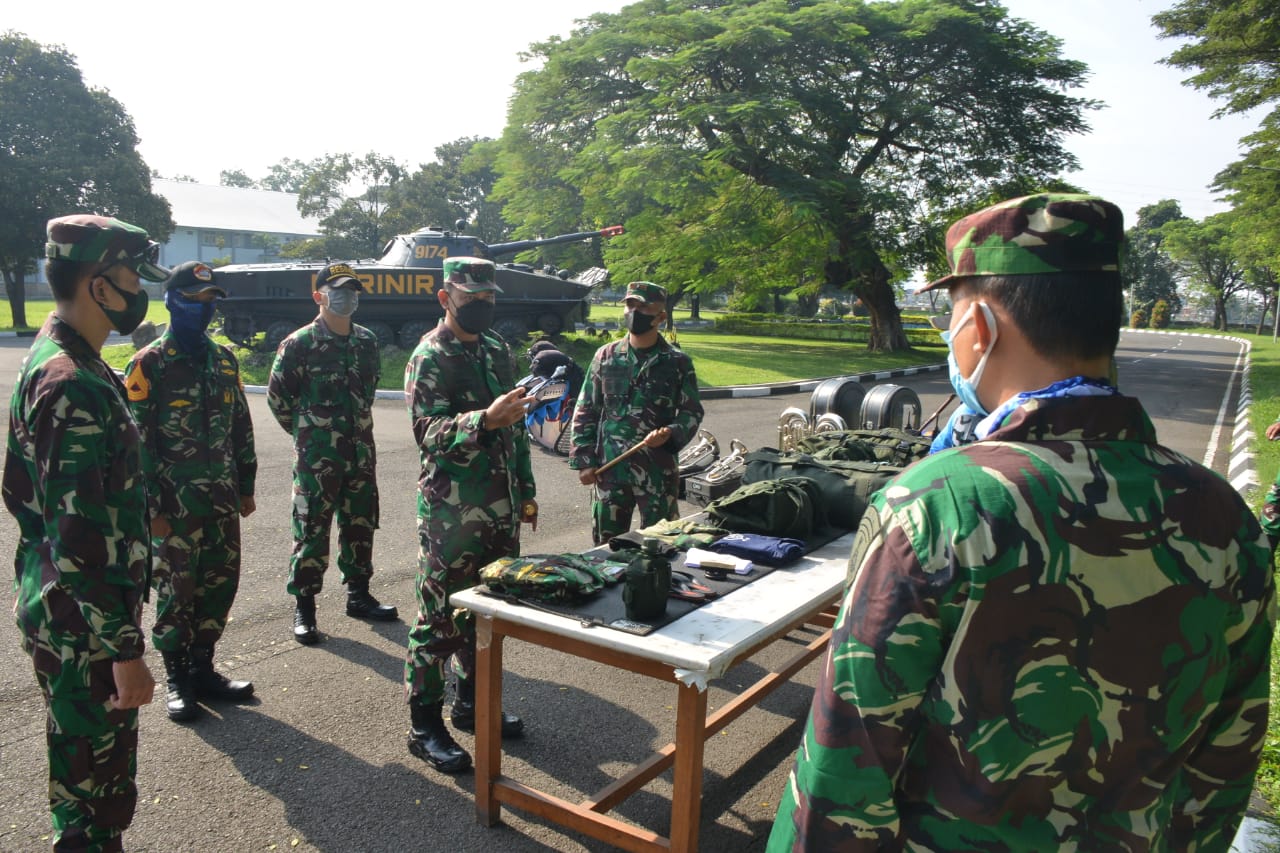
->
<box><xmin>451</xmin><ymin>532</ymin><xmax>853</xmax><ymax>853</ymax></box>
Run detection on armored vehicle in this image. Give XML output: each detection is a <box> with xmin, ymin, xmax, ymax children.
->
<box><xmin>215</xmin><ymin>223</ymin><xmax>623</xmax><ymax>350</ymax></box>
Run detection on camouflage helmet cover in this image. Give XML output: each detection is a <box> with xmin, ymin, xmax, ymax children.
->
<box><xmin>624</xmin><ymin>281</ymin><xmax>667</xmax><ymax>305</ymax></box>
<box><xmin>45</xmin><ymin>214</ymin><xmax>171</xmax><ymax>282</ymax></box>
<box><xmin>919</xmin><ymin>193</ymin><xmax>1125</xmax><ymax>292</ymax></box>
<box><xmin>443</xmin><ymin>256</ymin><xmax>502</xmax><ymax>293</ymax></box>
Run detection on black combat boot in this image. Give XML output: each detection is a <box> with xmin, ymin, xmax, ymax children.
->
<box><xmin>160</xmin><ymin>650</ymin><xmax>200</xmax><ymax>722</ymax></box>
<box><xmin>408</xmin><ymin>700</ymin><xmax>472</xmax><ymax>773</ymax></box>
<box><xmin>189</xmin><ymin>644</ymin><xmax>255</xmax><ymax>702</ymax></box>
<box><xmin>346</xmin><ymin>581</ymin><xmax>398</xmax><ymax>621</ymax></box>
<box><xmin>293</xmin><ymin>595</ymin><xmax>319</xmax><ymax>645</ymax></box>
<box><xmin>450</xmin><ymin>676</ymin><xmax>525</xmax><ymax>738</ymax></box>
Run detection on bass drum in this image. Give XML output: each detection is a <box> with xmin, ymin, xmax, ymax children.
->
<box><xmin>859</xmin><ymin>384</ymin><xmax>923</xmax><ymax>431</ymax></box>
<box><xmin>809</xmin><ymin>378</ymin><xmax>866</xmax><ymax>425</ymax></box>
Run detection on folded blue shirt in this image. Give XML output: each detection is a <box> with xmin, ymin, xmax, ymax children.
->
<box><xmin>707</xmin><ymin>533</ymin><xmax>805</xmax><ymax>567</ymax></box>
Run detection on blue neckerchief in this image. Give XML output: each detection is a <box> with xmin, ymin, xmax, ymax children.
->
<box><xmin>930</xmin><ymin>376</ymin><xmax>1117</xmax><ymax>454</ymax></box>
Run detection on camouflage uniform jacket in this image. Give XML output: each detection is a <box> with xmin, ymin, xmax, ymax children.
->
<box><xmin>3</xmin><ymin>315</ymin><xmax>150</xmax><ymax>660</ymax></box>
<box><xmin>770</xmin><ymin>393</ymin><xmax>1275</xmax><ymax>853</ymax></box>
<box><xmin>124</xmin><ymin>330</ymin><xmax>257</xmax><ymax>528</ymax></box>
<box><xmin>405</xmin><ymin>322</ymin><xmax>534</xmax><ymax>520</ymax></box>
<box><xmin>569</xmin><ymin>336</ymin><xmax>703</xmax><ymax>484</ymax></box>
<box><xmin>267</xmin><ymin>317</ymin><xmax>380</xmax><ymax>468</ymax></box>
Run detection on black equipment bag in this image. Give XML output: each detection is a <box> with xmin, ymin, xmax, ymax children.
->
<box><xmin>743</xmin><ymin>448</ymin><xmax>904</xmax><ymax>531</ymax></box>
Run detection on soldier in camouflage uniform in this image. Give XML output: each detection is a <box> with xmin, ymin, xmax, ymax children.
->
<box><xmin>267</xmin><ymin>262</ymin><xmax>397</xmax><ymax>645</ymax></box>
<box><xmin>124</xmin><ymin>261</ymin><xmax>257</xmax><ymax>723</ymax></box>
<box><xmin>1260</xmin><ymin>421</ymin><xmax>1280</xmax><ymax>554</ymax></box>
<box><xmin>403</xmin><ymin>256</ymin><xmax>537</xmax><ymax>774</ymax></box>
<box><xmin>769</xmin><ymin>194</ymin><xmax>1276</xmax><ymax>852</ymax></box>
<box><xmin>4</xmin><ymin>215</ymin><xmax>163</xmax><ymax>851</ymax></box>
<box><xmin>570</xmin><ymin>281</ymin><xmax>703</xmax><ymax>544</ymax></box>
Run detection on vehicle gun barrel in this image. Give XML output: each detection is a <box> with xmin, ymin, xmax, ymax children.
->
<box><xmin>486</xmin><ymin>225</ymin><xmax>623</xmax><ymax>258</ymax></box>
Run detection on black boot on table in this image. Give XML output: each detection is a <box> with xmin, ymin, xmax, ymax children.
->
<box><xmin>189</xmin><ymin>644</ymin><xmax>254</xmax><ymax>701</ymax></box>
<box><xmin>293</xmin><ymin>594</ymin><xmax>320</xmax><ymax>645</ymax></box>
<box><xmin>346</xmin><ymin>581</ymin><xmax>398</xmax><ymax>621</ymax></box>
<box><xmin>408</xmin><ymin>700</ymin><xmax>472</xmax><ymax>774</ymax></box>
<box><xmin>160</xmin><ymin>650</ymin><xmax>200</xmax><ymax>722</ymax></box>
<box><xmin>450</xmin><ymin>675</ymin><xmax>525</xmax><ymax>738</ymax></box>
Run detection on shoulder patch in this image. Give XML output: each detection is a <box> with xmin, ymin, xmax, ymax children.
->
<box><xmin>125</xmin><ymin>363</ymin><xmax>150</xmax><ymax>402</ymax></box>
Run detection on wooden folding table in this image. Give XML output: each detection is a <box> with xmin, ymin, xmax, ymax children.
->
<box><xmin>451</xmin><ymin>531</ymin><xmax>854</xmax><ymax>853</ymax></box>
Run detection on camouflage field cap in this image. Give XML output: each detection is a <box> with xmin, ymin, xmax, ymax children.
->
<box><xmin>624</xmin><ymin>281</ymin><xmax>667</xmax><ymax>305</ymax></box>
<box><xmin>919</xmin><ymin>193</ymin><xmax>1124</xmax><ymax>293</ymax></box>
<box><xmin>45</xmin><ymin>214</ymin><xmax>171</xmax><ymax>281</ymax></box>
<box><xmin>312</xmin><ymin>262</ymin><xmax>365</xmax><ymax>292</ymax></box>
<box><xmin>443</xmin><ymin>256</ymin><xmax>503</xmax><ymax>293</ymax></box>
<box><xmin>165</xmin><ymin>261</ymin><xmax>227</xmax><ymax>297</ymax></box>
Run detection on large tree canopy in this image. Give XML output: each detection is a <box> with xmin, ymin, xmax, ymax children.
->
<box><xmin>1154</xmin><ymin>0</ymin><xmax>1280</xmax><ymax>118</ymax></box>
<box><xmin>1161</xmin><ymin>212</ymin><xmax>1247</xmax><ymax>331</ymax></box>
<box><xmin>497</xmin><ymin>0</ymin><xmax>1095</xmax><ymax>350</ymax></box>
<box><xmin>1125</xmin><ymin>199</ymin><xmax>1187</xmax><ymax>317</ymax></box>
<box><xmin>0</xmin><ymin>31</ymin><xmax>172</xmax><ymax>327</ymax></box>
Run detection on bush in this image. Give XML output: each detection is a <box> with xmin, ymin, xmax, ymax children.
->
<box><xmin>1130</xmin><ymin>307</ymin><xmax>1148</xmax><ymax>328</ymax></box>
<box><xmin>1150</xmin><ymin>300</ymin><xmax>1171</xmax><ymax>329</ymax></box>
<box><xmin>818</xmin><ymin>298</ymin><xmax>850</xmax><ymax>318</ymax></box>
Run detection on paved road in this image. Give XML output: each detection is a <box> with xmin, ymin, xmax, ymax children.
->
<box><xmin>0</xmin><ymin>329</ymin><xmax>1251</xmax><ymax>852</ymax></box>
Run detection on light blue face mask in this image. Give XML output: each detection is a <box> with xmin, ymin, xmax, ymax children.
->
<box><xmin>941</xmin><ymin>301</ymin><xmax>998</xmax><ymax>416</ymax></box>
<box><xmin>324</xmin><ymin>287</ymin><xmax>359</xmax><ymax>317</ymax></box>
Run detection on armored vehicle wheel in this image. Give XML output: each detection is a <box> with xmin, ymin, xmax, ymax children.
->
<box><xmin>364</xmin><ymin>321</ymin><xmax>395</xmax><ymax>351</ymax></box>
<box><xmin>494</xmin><ymin>317</ymin><xmax>528</xmax><ymax>343</ymax></box>
<box><xmin>536</xmin><ymin>312</ymin><xmax>565</xmax><ymax>335</ymax></box>
<box><xmin>399</xmin><ymin>321</ymin><xmax>430</xmax><ymax>350</ymax></box>
<box><xmin>263</xmin><ymin>321</ymin><xmax>297</xmax><ymax>352</ymax></box>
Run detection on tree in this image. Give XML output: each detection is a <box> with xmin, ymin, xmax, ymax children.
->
<box><xmin>1160</xmin><ymin>213</ymin><xmax>1247</xmax><ymax>330</ymax></box>
<box><xmin>259</xmin><ymin>157</ymin><xmax>321</xmax><ymax>194</ymax></box>
<box><xmin>382</xmin><ymin>137</ymin><xmax>510</xmax><ymax>244</ymax></box>
<box><xmin>0</xmin><ymin>31</ymin><xmax>172</xmax><ymax>327</ymax></box>
<box><xmin>220</xmin><ymin>169</ymin><xmax>256</xmax><ymax>188</ymax></box>
<box><xmin>1153</xmin><ymin>1</ymin><xmax>1280</xmax><ymax>118</ymax></box>
<box><xmin>295</xmin><ymin>152</ymin><xmax>406</xmax><ymax>259</ymax></box>
<box><xmin>497</xmin><ymin>0</ymin><xmax>1095</xmax><ymax>351</ymax></box>
<box><xmin>1125</xmin><ymin>199</ymin><xmax>1187</xmax><ymax>318</ymax></box>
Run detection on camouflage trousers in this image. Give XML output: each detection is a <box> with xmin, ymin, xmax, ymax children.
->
<box><xmin>591</xmin><ymin>480</ymin><xmax>679</xmax><ymax>545</ymax></box>
<box><xmin>1262</xmin><ymin>477</ymin><xmax>1280</xmax><ymax>554</ymax></box>
<box><xmin>15</xmin><ymin>581</ymin><xmax>139</xmax><ymax>852</ymax></box>
<box><xmin>151</xmin><ymin>513</ymin><xmax>241</xmax><ymax>652</ymax></box>
<box><xmin>404</xmin><ymin>498</ymin><xmax>520</xmax><ymax>705</ymax></box>
<box><xmin>287</xmin><ymin>457</ymin><xmax>379</xmax><ymax>596</ymax></box>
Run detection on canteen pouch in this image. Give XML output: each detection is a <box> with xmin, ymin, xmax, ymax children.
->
<box><xmin>791</xmin><ymin>427</ymin><xmax>931</xmax><ymax>466</ymax></box>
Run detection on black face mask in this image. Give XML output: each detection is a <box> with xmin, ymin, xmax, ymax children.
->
<box><xmin>451</xmin><ymin>297</ymin><xmax>495</xmax><ymax>335</ymax></box>
<box><xmin>96</xmin><ymin>273</ymin><xmax>150</xmax><ymax>335</ymax></box>
<box><xmin>624</xmin><ymin>309</ymin><xmax>657</xmax><ymax>335</ymax></box>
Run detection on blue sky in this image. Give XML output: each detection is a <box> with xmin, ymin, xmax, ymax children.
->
<box><xmin>5</xmin><ymin>0</ymin><xmax>1259</xmax><ymax>228</ymax></box>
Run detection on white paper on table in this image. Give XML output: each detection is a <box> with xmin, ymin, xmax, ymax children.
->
<box><xmin>683</xmin><ymin>547</ymin><xmax>754</xmax><ymax>575</ymax></box>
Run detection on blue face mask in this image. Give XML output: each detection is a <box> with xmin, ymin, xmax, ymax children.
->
<box><xmin>941</xmin><ymin>301</ymin><xmax>998</xmax><ymax>416</ymax></box>
<box><xmin>165</xmin><ymin>289</ymin><xmax>216</xmax><ymax>352</ymax></box>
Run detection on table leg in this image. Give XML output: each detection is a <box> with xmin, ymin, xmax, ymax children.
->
<box><xmin>669</xmin><ymin>681</ymin><xmax>708</xmax><ymax>853</ymax></box>
<box><xmin>475</xmin><ymin>614</ymin><xmax>503</xmax><ymax>826</ymax></box>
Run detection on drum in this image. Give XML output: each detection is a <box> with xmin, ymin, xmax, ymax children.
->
<box><xmin>859</xmin><ymin>384</ymin><xmax>923</xmax><ymax>431</ymax></box>
<box><xmin>809</xmin><ymin>378</ymin><xmax>866</xmax><ymax>425</ymax></box>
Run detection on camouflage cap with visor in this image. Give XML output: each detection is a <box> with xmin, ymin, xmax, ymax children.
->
<box><xmin>312</xmin><ymin>262</ymin><xmax>365</xmax><ymax>292</ymax></box>
<box><xmin>165</xmin><ymin>260</ymin><xmax>228</xmax><ymax>298</ymax></box>
<box><xmin>45</xmin><ymin>214</ymin><xmax>171</xmax><ymax>281</ymax></box>
<box><xmin>624</xmin><ymin>281</ymin><xmax>667</xmax><ymax>305</ymax></box>
<box><xmin>443</xmin><ymin>256</ymin><xmax>502</xmax><ymax>293</ymax></box>
<box><xmin>919</xmin><ymin>193</ymin><xmax>1124</xmax><ymax>293</ymax></box>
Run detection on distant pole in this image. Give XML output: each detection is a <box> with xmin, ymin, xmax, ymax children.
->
<box><xmin>1273</xmin><ymin>287</ymin><xmax>1279</xmax><ymax>343</ymax></box>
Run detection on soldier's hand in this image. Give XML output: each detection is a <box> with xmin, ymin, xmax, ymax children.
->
<box><xmin>578</xmin><ymin>468</ymin><xmax>597</xmax><ymax>486</ymax></box>
<box><xmin>520</xmin><ymin>499</ymin><xmax>539</xmax><ymax>531</ymax></box>
<box><xmin>111</xmin><ymin>658</ymin><xmax>156</xmax><ymax>710</ymax></box>
<box><xmin>643</xmin><ymin>427</ymin><xmax>673</xmax><ymax>449</ymax></box>
<box><xmin>1268</xmin><ymin>422</ymin><xmax>1280</xmax><ymax>441</ymax></box>
<box><xmin>240</xmin><ymin>495</ymin><xmax>256</xmax><ymax>517</ymax></box>
<box><xmin>484</xmin><ymin>387</ymin><xmax>536</xmax><ymax>430</ymax></box>
<box><xmin>150</xmin><ymin>515</ymin><xmax>172</xmax><ymax>539</ymax></box>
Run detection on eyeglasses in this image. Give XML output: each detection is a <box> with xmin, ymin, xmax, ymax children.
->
<box><xmin>449</xmin><ymin>289</ymin><xmax>496</xmax><ymax>304</ymax></box>
<box><xmin>99</xmin><ymin>241</ymin><xmax>161</xmax><ymax>275</ymax></box>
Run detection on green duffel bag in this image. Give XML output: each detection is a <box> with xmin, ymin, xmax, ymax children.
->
<box><xmin>743</xmin><ymin>448</ymin><xmax>902</xmax><ymax>531</ymax></box>
<box><xmin>705</xmin><ymin>477</ymin><xmax>820</xmax><ymax>542</ymax></box>
<box><xmin>792</xmin><ymin>427</ymin><xmax>932</xmax><ymax>467</ymax></box>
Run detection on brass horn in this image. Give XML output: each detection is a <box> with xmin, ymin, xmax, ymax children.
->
<box><xmin>777</xmin><ymin>406</ymin><xmax>809</xmax><ymax>452</ymax></box>
<box><xmin>678</xmin><ymin>428</ymin><xmax>720</xmax><ymax>475</ymax></box>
